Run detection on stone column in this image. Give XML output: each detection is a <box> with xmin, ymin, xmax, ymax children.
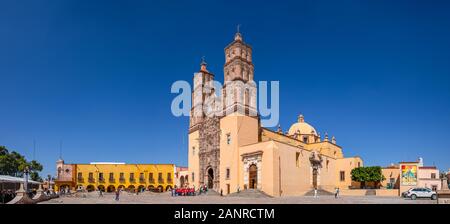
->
<box><xmin>7</xmin><ymin>183</ymin><xmax>35</xmax><ymax>204</ymax></box>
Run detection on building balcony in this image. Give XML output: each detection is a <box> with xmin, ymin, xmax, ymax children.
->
<box><xmin>56</xmin><ymin>176</ymin><xmax>72</xmax><ymax>182</ymax></box>
<box><xmin>129</xmin><ymin>178</ymin><xmax>136</xmax><ymax>183</ymax></box>
<box><xmin>158</xmin><ymin>179</ymin><xmax>164</xmax><ymax>184</ymax></box>
<box><xmin>77</xmin><ymin>178</ymin><xmax>84</xmax><ymax>183</ymax></box>
<box><xmin>119</xmin><ymin>178</ymin><xmax>126</xmax><ymax>183</ymax></box>
<box><xmin>98</xmin><ymin>178</ymin><xmax>105</xmax><ymax>183</ymax></box>
<box><xmin>167</xmin><ymin>179</ymin><xmax>173</xmax><ymax>184</ymax></box>
<box><xmin>88</xmin><ymin>178</ymin><xmax>95</xmax><ymax>183</ymax></box>
<box><xmin>109</xmin><ymin>178</ymin><xmax>115</xmax><ymax>183</ymax></box>
<box><xmin>139</xmin><ymin>178</ymin><xmax>146</xmax><ymax>184</ymax></box>
<box><xmin>149</xmin><ymin>179</ymin><xmax>155</xmax><ymax>184</ymax></box>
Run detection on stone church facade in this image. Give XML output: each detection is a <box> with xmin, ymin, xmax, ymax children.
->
<box><xmin>187</xmin><ymin>31</ymin><xmax>363</xmax><ymax>197</ymax></box>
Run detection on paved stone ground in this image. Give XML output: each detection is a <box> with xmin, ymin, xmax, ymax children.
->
<box><xmin>40</xmin><ymin>191</ymin><xmax>436</xmax><ymax>204</ymax></box>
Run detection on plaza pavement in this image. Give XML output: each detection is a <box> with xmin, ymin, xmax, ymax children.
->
<box><xmin>39</xmin><ymin>191</ymin><xmax>436</xmax><ymax>204</ymax></box>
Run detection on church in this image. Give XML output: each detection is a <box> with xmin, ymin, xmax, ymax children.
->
<box><xmin>187</xmin><ymin>31</ymin><xmax>363</xmax><ymax>197</ymax></box>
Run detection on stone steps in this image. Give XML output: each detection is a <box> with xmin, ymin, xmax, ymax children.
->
<box><xmin>197</xmin><ymin>189</ymin><xmax>221</xmax><ymax>196</ymax></box>
<box><xmin>303</xmin><ymin>189</ymin><xmax>334</xmax><ymax>196</ymax></box>
<box><xmin>227</xmin><ymin>189</ymin><xmax>272</xmax><ymax>198</ymax></box>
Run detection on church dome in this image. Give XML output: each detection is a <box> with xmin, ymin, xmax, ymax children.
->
<box><xmin>288</xmin><ymin>115</ymin><xmax>318</xmax><ymax>136</ymax></box>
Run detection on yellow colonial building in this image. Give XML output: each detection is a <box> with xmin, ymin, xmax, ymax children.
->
<box><xmin>54</xmin><ymin>160</ymin><xmax>175</xmax><ymax>193</ymax></box>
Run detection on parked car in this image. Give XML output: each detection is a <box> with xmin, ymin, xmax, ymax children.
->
<box><xmin>405</xmin><ymin>188</ymin><xmax>437</xmax><ymax>200</ymax></box>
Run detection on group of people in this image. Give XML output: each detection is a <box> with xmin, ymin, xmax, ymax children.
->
<box><xmin>59</xmin><ymin>186</ymin><xmax>71</xmax><ymax>195</ymax></box>
<box><xmin>0</xmin><ymin>190</ymin><xmax>16</xmax><ymax>204</ymax></box>
<box><xmin>171</xmin><ymin>184</ymin><xmax>210</xmax><ymax>197</ymax></box>
<box><xmin>173</xmin><ymin>187</ymin><xmax>196</xmax><ymax>196</ymax></box>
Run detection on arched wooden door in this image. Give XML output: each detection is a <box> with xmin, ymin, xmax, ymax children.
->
<box><xmin>312</xmin><ymin>168</ymin><xmax>318</xmax><ymax>189</ymax></box>
<box><xmin>249</xmin><ymin>164</ymin><xmax>258</xmax><ymax>189</ymax></box>
<box><xmin>207</xmin><ymin>168</ymin><xmax>214</xmax><ymax>189</ymax></box>
<box><xmin>180</xmin><ymin>176</ymin><xmax>185</xmax><ymax>187</ymax></box>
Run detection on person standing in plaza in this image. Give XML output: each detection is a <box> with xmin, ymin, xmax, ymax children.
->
<box><xmin>335</xmin><ymin>187</ymin><xmax>340</xmax><ymax>199</ymax></box>
<box><xmin>115</xmin><ymin>190</ymin><xmax>120</xmax><ymax>201</ymax></box>
<box><xmin>314</xmin><ymin>187</ymin><xmax>318</xmax><ymax>198</ymax></box>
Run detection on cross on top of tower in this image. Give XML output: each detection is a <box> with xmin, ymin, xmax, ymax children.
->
<box><xmin>200</xmin><ymin>56</ymin><xmax>208</xmax><ymax>72</ymax></box>
<box><xmin>201</xmin><ymin>56</ymin><xmax>207</xmax><ymax>65</ymax></box>
<box><xmin>234</xmin><ymin>24</ymin><xmax>243</xmax><ymax>41</ymax></box>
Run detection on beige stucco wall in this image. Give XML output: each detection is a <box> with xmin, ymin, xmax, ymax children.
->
<box><xmin>219</xmin><ymin>113</ymin><xmax>259</xmax><ymax>195</ymax></box>
<box><xmin>304</xmin><ymin>142</ymin><xmax>344</xmax><ymax>159</ymax></box>
<box><xmin>335</xmin><ymin>157</ymin><xmax>363</xmax><ymax>189</ymax></box>
<box><xmin>418</xmin><ymin>168</ymin><xmax>441</xmax><ymax>190</ymax></box>
<box><xmin>272</xmin><ymin>141</ymin><xmax>316</xmax><ymax>196</ymax></box>
<box><xmin>381</xmin><ymin>167</ymin><xmax>400</xmax><ymax>189</ymax></box>
<box><xmin>239</xmin><ymin>141</ymin><xmax>276</xmax><ymax>195</ymax></box>
<box><xmin>339</xmin><ymin>189</ymin><xmax>399</xmax><ymax>196</ymax></box>
<box><xmin>188</xmin><ymin>130</ymin><xmax>200</xmax><ymax>188</ymax></box>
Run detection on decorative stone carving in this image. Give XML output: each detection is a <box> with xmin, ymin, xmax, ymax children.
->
<box><xmin>309</xmin><ymin>151</ymin><xmax>323</xmax><ymax>189</ymax></box>
<box><xmin>198</xmin><ymin>117</ymin><xmax>221</xmax><ymax>191</ymax></box>
<box><xmin>309</xmin><ymin>151</ymin><xmax>323</xmax><ymax>169</ymax></box>
<box><xmin>242</xmin><ymin>151</ymin><xmax>263</xmax><ymax>190</ymax></box>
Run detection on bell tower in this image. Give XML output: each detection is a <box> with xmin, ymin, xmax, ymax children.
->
<box><xmin>223</xmin><ymin>28</ymin><xmax>257</xmax><ymax>116</ymax></box>
<box><xmin>189</xmin><ymin>58</ymin><xmax>215</xmax><ymax>132</ymax></box>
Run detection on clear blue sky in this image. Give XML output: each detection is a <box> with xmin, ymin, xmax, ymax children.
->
<box><xmin>1</xmin><ymin>0</ymin><xmax>449</xmax><ymax>177</ymax></box>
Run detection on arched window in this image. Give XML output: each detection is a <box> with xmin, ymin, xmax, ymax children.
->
<box><xmin>245</xmin><ymin>88</ymin><xmax>250</xmax><ymax>106</ymax></box>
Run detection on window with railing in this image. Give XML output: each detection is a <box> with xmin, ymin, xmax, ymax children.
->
<box><xmin>88</xmin><ymin>172</ymin><xmax>95</xmax><ymax>183</ymax></box>
<box><xmin>139</xmin><ymin>173</ymin><xmax>145</xmax><ymax>183</ymax></box>
<box><xmin>158</xmin><ymin>173</ymin><xmax>164</xmax><ymax>184</ymax></box>
<box><xmin>99</xmin><ymin>173</ymin><xmax>105</xmax><ymax>183</ymax></box>
<box><xmin>119</xmin><ymin>173</ymin><xmax>125</xmax><ymax>183</ymax></box>
<box><xmin>167</xmin><ymin>173</ymin><xmax>172</xmax><ymax>184</ymax></box>
<box><xmin>77</xmin><ymin>173</ymin><xmax>83</xmax><ymax>182</ymax></box>
<box><xmin>109</xmin><ymin>173</ymin><xmax>115</xmax><ymax>182</ymax></box>
<box><xmin>149</xmin><ymin>173</ymin><xmax>155</xmax><ymax>183</ymax></box>
<box><xmin>129</xmin><ymin>173</ymin><xmax>135</xmax><ymax>182</ymax></box>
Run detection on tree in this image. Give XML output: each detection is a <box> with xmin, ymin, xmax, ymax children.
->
<box><xmin>29</xmin><ymin>160</ymin><xmax>44</xmax><ymax>181</ymax></box>
<box><xmin>0</xmin><ymin>145</ymin><xmax>44</xmax><ymax>181</ymax></box>
<box><xmin>0</xmin><ymin>146</ymin><xmax>8</xmax><ymax>155</ymax></box>
<box><xmin>351</xmin><ymin>166</ymin><xmax>386</xmax><ymax>189</ymax></box>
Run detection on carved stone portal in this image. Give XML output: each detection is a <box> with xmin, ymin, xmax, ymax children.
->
<box><xmin>309</xmin><ymin>151</ymin><xmax>323</xmax><ymax>188</ymax></box>
<box><xmin>198</xmin><ymin>117</ymin><xmax>221</xmax><ymax>191</ymax></box>
<box><xmin>242</xmin><ymin>151</ymin><xmax>263</xmax><ymax>190</ymax></box>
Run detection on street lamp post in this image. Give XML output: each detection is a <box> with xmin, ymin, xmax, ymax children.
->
<box><xmin>47</xmin><ymin>175</ymin><xmax>52</xmax><ymax>192</ymax></box>
<box><xmin>23</xmin><ymin>166</ymin><xmax>30</xmax><ymax>193</ymax></box>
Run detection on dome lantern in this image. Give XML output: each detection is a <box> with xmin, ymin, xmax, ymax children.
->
<box><xmin>288</xmin><ymin>114</ymin><xmax>317</xmax><ymax>137</ymax></box>
<box><xmin>298</xmin><ymin>114</ymin><xmax>305</xmax><ymax>123</ymax></box>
